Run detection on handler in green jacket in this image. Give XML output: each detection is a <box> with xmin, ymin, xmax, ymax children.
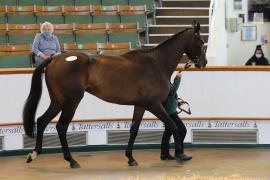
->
<box><xmin>161</xmin><ymin>71</ymin><xmax>192</xmax><ymax>161</ymax></box>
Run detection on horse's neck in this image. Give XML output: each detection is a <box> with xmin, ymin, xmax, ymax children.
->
<box><xmin>153</xmin><ymin>31</ymin><xmax>190</xmax><ymax>78</ymax></box>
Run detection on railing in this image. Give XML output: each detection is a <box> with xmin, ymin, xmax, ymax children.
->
<box><xmin>206</xmin><ymin>0</ymin><xmax>227</xmax><ymax>65</ymax></box>
<box><xmin>1</xmin><ymin>117</ymin><xmax>270</xmax><ymax>127</ymax></box>
<box><xmin>208</xmin><ymin>0</ymin><xmax>217</xmax><ymax>37</ymax></box>
<box><xmin>2</xmin><ymin>66</ymin><xmax>270</xmax><ymax>75</ymax></box>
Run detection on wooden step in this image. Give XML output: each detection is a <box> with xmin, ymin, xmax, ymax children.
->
<box><xmin>156</xmin><ymin>7</ymin><xmax>209</xmax><ymax>16</ymax></box>
<box><xmin>156</xmin><ymin>16</ymin><xmax>209</xmax><ymax>25</ymax></box>
<box><xmin>148</xmin><ymin>25</ymin><xmax>209</xmax><ymax>34</ymax></box>
<box><xmin>162</xmin><ymin>0</ymin><xmax>211</xmax><ymax>7</ymax></box>
<box><xmin>148</xmin><ymin>33</ymin><xmax>209</xmax><ymax>44</ymax></box>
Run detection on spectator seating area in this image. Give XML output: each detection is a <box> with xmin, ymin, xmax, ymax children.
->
<box><xmin>0</xmin><ymin>0</ymin><xmax>155</xmax><ymax>68</ymax></box>
<box><xmin>1</xmin><ymin>5</ymin><xmax>148</xmax><ymax>29</ymax></box>
<box><xmin>1</xmin><ymin>0</ymin><xmax>154</xmax><ymax>10</ymax></box>
<box><xmin>0</xmin><ymin>42</ymin><xmax>132</xmax><ymax>68</ymax></box>
<box><xmin>1</xmin><ymin>23</ymin><xmax>140</xmax><ymax>46</ymax></box>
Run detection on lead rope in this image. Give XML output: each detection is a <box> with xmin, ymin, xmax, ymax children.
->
<box><xmin>184</xmin><ymin>60</ymin><xmax>193</xmax><ymax>70</ymax></box>
<box><xmin>177</xmin><ymin>98</ymin><xmax>192</xmax><ymax>115</ymax></box>
<box><xmin>176</xmin><ymin>64</ymin><xmax>192</xmax><ymax>115</ymax></box>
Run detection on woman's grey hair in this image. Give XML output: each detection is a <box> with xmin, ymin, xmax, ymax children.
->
<box><xmin>40</xmin><ymin>22</ymin><xmax>54</xmax><ymax>33</ymax></box>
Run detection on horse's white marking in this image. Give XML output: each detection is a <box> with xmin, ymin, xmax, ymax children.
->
<box><xmin>65</xmin><ymin>56</ymin><xmax>78</xmax><ymax>62</ymax></box>
<box><xmin>30</xmin><ymin>151</ymin><xmax>37</xmax><ymax>160</ymax></box>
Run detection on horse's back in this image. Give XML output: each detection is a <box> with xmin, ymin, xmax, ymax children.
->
<box><xmin>49</xmin><ymin>51</ymin><xmax>90</xmax><ymax>66</ymax></box>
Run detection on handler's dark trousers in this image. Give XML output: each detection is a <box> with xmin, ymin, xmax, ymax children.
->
<box><xmin>161</xmin><ymin>112</ymin><xmax>187</xmax><ymax>155</ymax></box>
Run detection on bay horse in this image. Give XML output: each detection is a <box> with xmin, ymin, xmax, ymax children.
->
<box><xmin>23</xmin><ymin>23</ymin><xmax>207</xmax><ymax>168</ymax></box>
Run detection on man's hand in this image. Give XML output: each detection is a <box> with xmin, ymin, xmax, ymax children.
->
<box><xmin>176</xmin><ymin>71</ymin><xmax>182</xmax><ymax>78</ymax></box>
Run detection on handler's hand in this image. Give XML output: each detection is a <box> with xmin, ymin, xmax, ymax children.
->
<box><xmin>176</xmin><ymin>71</ymin><xmax>182</xmax><ymax>77</ymax></box>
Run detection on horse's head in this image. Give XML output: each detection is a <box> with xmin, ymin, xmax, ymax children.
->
<box><xmin>185</xmin><ymin>23</ymin><xmax>207</xmax><ymax>68</ymax></box>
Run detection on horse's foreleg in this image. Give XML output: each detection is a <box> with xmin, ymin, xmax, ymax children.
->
<box><xmin>125</xmin><ymin>106</ymin><xmax>145</xmax><ymax>166</ymax></box>
<box><xmin>26</xmin><ymin>102</ymin><xmax>61</xmax><ymax>163</ymax></box>
<box><xmin>147</xmin><ymin>102</ymin><xmax>183</xmax><ymax>165</ymax></box>
<box><xmin>56</xmin><ymin>98</ymin><xmax>82</xmax><ymax>168</ymax></box>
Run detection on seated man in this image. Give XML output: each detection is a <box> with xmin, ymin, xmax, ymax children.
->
<box><xmin>161</xmin><ymin>71</ymin><xmax>192</xmax><ymax>161</ymax></box>
<box><xmin>245</xmin><ymin>45</ymin><xmax>269</xmax><ymax>66</ymax></box>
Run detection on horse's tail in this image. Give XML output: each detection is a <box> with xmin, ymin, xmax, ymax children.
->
<box><xmin>23</xmin><ymin>57</ymin><xmax>53</xmax><ymax>138</ymax></box>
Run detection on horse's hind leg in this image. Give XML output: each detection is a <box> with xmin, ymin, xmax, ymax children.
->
<box><xmin>56</xmin><ymin>98</ymin><xmax>82</xmax><ymax>168</ymax></box>
<box><xmin>26</xmin><ymin>102</ymin><xmax>61</xmax><ymax>163</ymax></box>
<box><xmin>125</xmin><ymin>106</ymin><xmax>145</xmax><ymax>166</ymax></box>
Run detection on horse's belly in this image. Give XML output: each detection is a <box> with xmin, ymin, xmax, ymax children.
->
<box><xmin>86</xmin><ymin>88</ymin><xmax>140</xmax><ymax>105</ymax></box>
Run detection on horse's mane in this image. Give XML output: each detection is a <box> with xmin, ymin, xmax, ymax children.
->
<box><xmin>154</xmin><ymin>28</ymin><xmax>193</xmax><ymax>49</ymax></box>
<box><xmin>123</xmin><ymin>28</ymin><xmax>193</xmax><ymax>57</ymax></box>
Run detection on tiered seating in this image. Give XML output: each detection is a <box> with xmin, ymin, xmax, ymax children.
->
<box><xmin>107</xmin><ymin>22</ymin><xmax>140</xmax><ymax>46</ymax></box>
<box><xmin>53</xmin><ymin>23</ymin><xmax>75</xmax><ymax>43</ymax></box>
<box><xmin>1</xmin><ymin>5</ymin><xmax>148</xmax><ymax>28</ymax></box>
<box><xmin>47</xmin><ymin>0</ymin><xmax>74</xmax><ymax>6</ymax></box>
<box><xmin>1</xmin><ymin>0</ymin><xmax>17</xmax><ymax>6</ymax></box>
<box><xmin>129</xmin><ymin>0</ymin><xmax>155</xmax><ymax>10</ymax></box>
<box><xmin>1</xmin><ymin>23</ymin><xmax>140</xmax><ymax>46</ymax></box>
<box><xmin>75</xmin><ymin>0</ymin><xmax>100</xmax><ymax>6</ymax></box>
<box><xmin>64</xmin><ymin>42</ymin><xmax>98</xmax><ymax>54</ymax></box>
<box><xmin>35</xmin><ymin>6</ymin><xmax>64</xmax><ymax>23</ymax></box>
<box><xmin>0</xmin><ymin>44</ymin><xmax>32</xmax><ymax>68</ymax></box>
<box><xmin>0</xmin><ymin>24</ymin><xmax>6</xmax><ymax>44</ymax></box>
<box><xmin>6</xmin><ymin>6</ymin><xmax>36</xmax><ymax>24</ymax></box>
<box><xmin>118</xmin><ymin>5</ymin><xmax>147</xmax><ymax>29</ymax></box>
<box><xmin>64</xmin><ymin>6</ymin><xmax>92</xmax><ymax>24</ymax></box>
<box><xmin>97</xmin><ymin>42</ymin><xmax>131</xmax><ymax>55</ymax></box>
<box><xmin>63</xmin><ymin>42</ymin><xmax>131</xmax><ymax>55</ymax></box>
<box><xmin>18</xmin><ymin>0</ymin><xmax>45</xmax><ymax>6</ymax></box>
<box><xmin>102</xmin><ymin>0</ymin><xmax>128</xmax><ymax>6</ymax></box>
<box><xmin>92</xmin><ymin>5</ymin><xmax>119</xmax><ymax>23</ymax></box>
<box><xmin>75</xmin><ymin>23</ymin><xmax>108</xmax><ymax>43</ymax></box>
<box><xmin>0</xmin><ymin>6</ymin><xmax>6</xmax><ymax>23</ymax></box>
<box><xmin>0</xmin><ymin>42</ymin><xmax>131</xmax><ymax>68</ymax></box>
<box><xmin>3</xmin><ymin>0</ymin><xmax>153</xmax><ymax>8</ymax></box>
<box><xmin>7</xmin><ymin>24</ymin><xmax>40</xmax><ymax>44</ymax></box>
<box><xmin>0</xmin><ymin>0</ymin><xmax>155</xmax><ymax>68</ymax></box>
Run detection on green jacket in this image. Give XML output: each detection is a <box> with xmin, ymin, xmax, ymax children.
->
<box><xmin>163</xmin><ymin>76</ymin><xmax>181</xmax><ymax>115</ymax></box>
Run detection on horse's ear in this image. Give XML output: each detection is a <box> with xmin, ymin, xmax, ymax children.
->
<box><xmin>195</xmin><ymin>23</ymin><xmax>200</xmax><ymax>32</ymax></box>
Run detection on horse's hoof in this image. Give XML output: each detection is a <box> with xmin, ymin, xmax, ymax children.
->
<box><xmin>175</xmin><ymin>156</ymin><xmax>184</xmax><ymax>165</ymax></box>
<box><xmin>70</xmin><ymin>162</ymin><xmax>81</xmax><ymax>168</ymax></box>
<box><xmin>26</xmin><ymin>151</ymin><xmax>37</xmax><ymax>163</ymax></box>
<box><xmin>128</xmin><ymin>160</ymin><xmax>138</xmax><ymax>166</ymax></box>
<box><xmin>26</xmin><ymin>155</ymin><xmax>32</xmax><ymax>163</ymax></box>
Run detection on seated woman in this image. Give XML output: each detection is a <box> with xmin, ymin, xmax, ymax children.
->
<box><xmin>32</xmin><ymin>22</ymin><xmax>61</xmax><ymax>66</ymax></box>
<box><xmin>245</xmin><ymin>45</ymin><xmax>269</xmax><ymax>66</ymax></box>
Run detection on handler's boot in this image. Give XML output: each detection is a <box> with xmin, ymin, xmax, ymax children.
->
<box><xmin>180</xmin><ymin>153</ymin><xmax>192</xmax><ymax>161</ymax></box>
<box><xmin>160</xmin><ymin>153</ymin><xmax>175</xmax><ymax>160</ymax></box>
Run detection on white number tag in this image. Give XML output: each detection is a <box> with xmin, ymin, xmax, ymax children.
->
<box><xmin>65</xmin><ymin>56</ymin><xmax>78</xmax><ymax>62</ymax></box>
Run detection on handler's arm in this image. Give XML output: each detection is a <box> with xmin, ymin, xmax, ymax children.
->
<box><xmin>170</xmin><ymin>72</ymin><xmax>182</xmax><ymax>94</ymax></box>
